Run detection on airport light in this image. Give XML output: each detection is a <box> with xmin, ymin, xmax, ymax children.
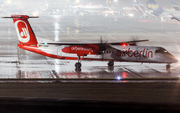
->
<box><xmin>128</xmin><ymin>13</ymin><xmax>134</xmax><ymax>17</ymax></box>
<box><xmin>8</xmin><ymin>0</ymin><xmax>11</xmax><ymax>3</ymax></box>
<box><xmin>76</xmin><ymin>0</ymin><xmax>79</xmax><ymax>3</ymax></box>
<box><xmin>114</xmin><ymin>0</ymin><xmax>118</xmax><ymax>2</ymax></box>
<box><xmin>116</xmin><ymin>75</ymin><xmax>121</xmax><ymax>80</ymax></box>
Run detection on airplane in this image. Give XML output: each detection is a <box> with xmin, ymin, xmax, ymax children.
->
<box><xmin>171</xmin><ymin>1</ymin><xmax>180</xmax><ymax>11</ymax></box>
<box><xmin>133</xmin><ymin>1</ymin><xmax>153</xmax><ymax>18</ymax></box>
<box><xmin>147</xmin><ymin>0</ymin><xmax>180</xmax><ymax>17</ymax></box>
<box><xmin>133</xmin><ymin>1</ymin><xmax>144</xmax><ymax>15</ymax></box>
<box><xmin>3</xmin><ymin>15</ymin><xmax>178</xmax><ymax>71</ymax></box>
<box><xmin>138</xmin><ymin>1</ymin><xmax>154</xmax><ymax>16</ymax></box>
<box><xmin>71</xmin><ymin>0</ymin><xmax>113</xmax><ymax>15</ymax></box>
<box><xmin>138</xmin><ymin>1</ymin><xmax>147</xmax><ymax>13</ymax></box>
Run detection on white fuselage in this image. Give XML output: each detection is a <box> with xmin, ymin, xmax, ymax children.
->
<box><xmin>36</xmin><ymin>44</ymin><xmax>177</xmax><ymax>64</ymax></box>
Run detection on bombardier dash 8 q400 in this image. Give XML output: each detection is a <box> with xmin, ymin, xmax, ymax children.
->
<box><xmin>3</xmin><ymin>15</ymin><xmax>178</xmax><ymax>71</ymax></box>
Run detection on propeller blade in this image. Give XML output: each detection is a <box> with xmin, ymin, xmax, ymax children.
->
<box><xmin>100</xmin><ymin>36</ymin><xmax>103</xmax><ymax>44</ymax></box>
<box><xmin>98</xmin><ymin>36</ymin><xmax>108</xmax><ymax>60</ymax></box>
<box><xmin>105</xmin><ymin>40</ymin><xmax>108</xmax><ymax>44</ymax></box>
<box><xmin>130</xmin><ymin>35</ymin><xmax>140</xmax><ymax>46</ymax></box>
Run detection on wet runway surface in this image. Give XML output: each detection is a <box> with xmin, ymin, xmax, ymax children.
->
<box><xmin>0</xmin><ymin>15</ymin><xmax>180</xmax><ymax>82</ymax></box>
<box><xmin>0</xmin><ymin>60</ymin><xmax>180</xmax><ymax>80</ymax></box>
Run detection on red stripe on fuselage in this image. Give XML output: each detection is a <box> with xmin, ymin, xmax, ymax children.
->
<box><xmin>18</xmin><ymin>45</ymin><xmax>65</xmax><ymax>59</ymax></box>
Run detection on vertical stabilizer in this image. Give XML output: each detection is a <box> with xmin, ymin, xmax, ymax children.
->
<box><xmin>106</xmin><ymin>0</ymin><xmax>112</xmax><ymax>7</ymax></box>
<box><xmin>147</xmin><ymin>0</ymin><xmax>164</xmax><ymax>16</ymax></box>
<box><xmin>133</xmin><ymin>2</ymin><xmax>143</xmax><ymax>14</ymax></box>
<box><xmin>138</xmin><ymin>1</ymin><xmax>147</xmax><ymax>12</ymax></box>
<box><xmin>9</xmin><ymin>15</ymin><xmax>38</xmax><ymax>45</ymax></box>
<box><xmin>171</xmin><ymin>1</ymin><xmax>180</xmax><ymax>11</ymax></box>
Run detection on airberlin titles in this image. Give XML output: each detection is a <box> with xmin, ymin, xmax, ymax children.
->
<box><xmin>116</xmin><ymin>48</ymin><xmax>153</xmax><ymax>58</ymax></box>
<box><xmin>62</xmin><ymin>46</ymin><xmax>153</xmax><ymax>58</ymax></box>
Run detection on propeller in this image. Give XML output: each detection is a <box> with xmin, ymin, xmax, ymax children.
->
<box><xmin>130</xmin><ymin>35</ymin><xmax>140</xmax><ymax>46</ymax></box>
<box><xmin>98</xmin><ymin>36</ymin><xmax>108</xmax><ymax>60</ymax></box>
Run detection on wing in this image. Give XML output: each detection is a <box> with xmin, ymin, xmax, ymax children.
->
<box><xmin>39</xmin><ymin>39</ymin><xmax>150</xmax><ymax>45</ymax></box>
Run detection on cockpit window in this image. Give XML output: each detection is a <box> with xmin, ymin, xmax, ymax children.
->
<box><xmin>155</xmin><ymin>49</ymin><xmax>168</xmax><ymax>53</ymax></box>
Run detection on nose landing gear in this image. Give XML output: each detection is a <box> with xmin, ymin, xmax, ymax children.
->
<box><xmin>166</xmin><ymin>64</ymin><xmax>171</xmax><ymax>71</ymax></box>
<box><xmin>108</xmin><ymin>61</ymin><xmax>114</xmax><ymax>66</ymax></box>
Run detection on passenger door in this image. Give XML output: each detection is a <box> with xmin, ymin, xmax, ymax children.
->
<box><xmin>57</xmin><ymin>47</ymin><xmax>63</xmax><ymax>58</ymax></box>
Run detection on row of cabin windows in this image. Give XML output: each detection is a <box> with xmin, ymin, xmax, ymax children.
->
<box><xmin>104</xmin><ymin>51</ymin><xmax>138</xmax><ymax>55</ymax></box>
<box><xmin>104</xmin><ymin>51</ymin><xmax>126</xmax><ymax>54</ymax></box>
<box><xmin>106</xmin><ymin>50</ymin><xmax>168</xmax><ymax>54</ymax></box>
<box><xmin>105</xmin><ymin>51</ymin><xmax>115</xmax><ymax>54</ymax></box>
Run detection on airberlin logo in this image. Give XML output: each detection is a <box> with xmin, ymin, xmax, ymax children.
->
<box><xmin>116</xmin><ymin>48</ymin><xmax>153</xmax><ymax>58</ymax></box>
<box><xmin>20</xmin><ymin>28</ymin><xmax>28</xmax><ymax>38</ymax></box>
<box><xmin>15</xmin><ymin>20</ymin><xmax>30</xmax><ymax>43</ymax></box>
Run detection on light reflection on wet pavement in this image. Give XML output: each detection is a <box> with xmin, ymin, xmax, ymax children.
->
<box><xmin>0</xmin><ymin>58</ymin><xmax>179</xmax><ymax>80</ymax></box>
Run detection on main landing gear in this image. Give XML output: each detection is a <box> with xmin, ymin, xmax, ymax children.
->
<box><xmin>75</xmin><ymin>56</ymin><xmax>82</xmax><ymax>71</ymax></box>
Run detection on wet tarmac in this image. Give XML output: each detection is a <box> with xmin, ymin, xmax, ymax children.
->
<box><xmin>0</xmin><ymin>15</ymin><xmax>180</xmax><ymax>82</ymax></box>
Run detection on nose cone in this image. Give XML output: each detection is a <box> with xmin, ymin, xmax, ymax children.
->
<box><xmin>166</xmin><ymin>54</ymin><xmax>178</xmax><ymax>63</ymax></box>
<box><xmin>172</xmin><ymin>58</ymin><xmax>178</xmax><ymax>63</ymax></box>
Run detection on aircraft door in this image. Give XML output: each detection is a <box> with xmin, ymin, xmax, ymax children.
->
<box><xmin>136</xmin><ymin>47</ymin><xmax>140</xmax><ymax>61</ymax></box>
<box><xmin>57</xmin><ymin>47</ymin><xmax>63</xmax><ymax>58</ymax></box>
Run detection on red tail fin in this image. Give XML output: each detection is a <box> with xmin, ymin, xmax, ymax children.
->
<box><xmin>11</xmin><ymin>15</ymin><xmax>38</xmax><ymax>45</ymax></box>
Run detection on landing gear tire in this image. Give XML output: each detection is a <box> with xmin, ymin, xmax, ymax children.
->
<box><xmin>166</xmin><ymin>64</ymin><xmax>171</xmax><ymax>71</ymax></box>
<box><xmin>108</xmin><ymin>61</ymin><xmax>114</xmax><ymax>67</ymax></box>
<box><xmin>75</xmin><ymin>62</ymin><xmax>82</xmax><ymax>68</ymax></box>
<box><xmin>75</xmin><ymin>56</ymin><xmax>83</xmax><ymax>71</ymax></box>
<box><xmin>75</xmin><ymin>67</ymin><xmax>81</xmax><ymax>71</ymax></box>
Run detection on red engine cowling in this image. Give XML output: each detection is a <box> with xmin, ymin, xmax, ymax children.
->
<box><xmin>62</xmin><ymin>45</ymin><xmax>99</xmax><ymax>56</ymax></box>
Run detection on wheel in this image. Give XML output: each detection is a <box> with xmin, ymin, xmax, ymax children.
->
<box><xmin>108</xmin><ymin>61</ymin><xmax>114</xmax><ymax>66</ymax></box>
<box><xmin>75</xmin><ymin>62</ymin><xmax>81</xmax><ymax>68</ymax></box>
<box><xmin>75</xmin><ymin>67</ymin><xmax>81</xmax><ymax>71</ymax></box>
<box><xmin>166</xmin><ymin>65</ymin><xmax>170</xmax><ymax>70</ymax></box>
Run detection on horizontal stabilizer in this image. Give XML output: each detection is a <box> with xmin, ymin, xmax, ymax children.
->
<box><xmin>2</xmin><ymin>15</ymin><xmax>39</xmax><ymax>19</ymax></box>
<box><xmin>171</xmin><ymin>1</ymin><xmax>177</xmax><ymax>5</ymax></box>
